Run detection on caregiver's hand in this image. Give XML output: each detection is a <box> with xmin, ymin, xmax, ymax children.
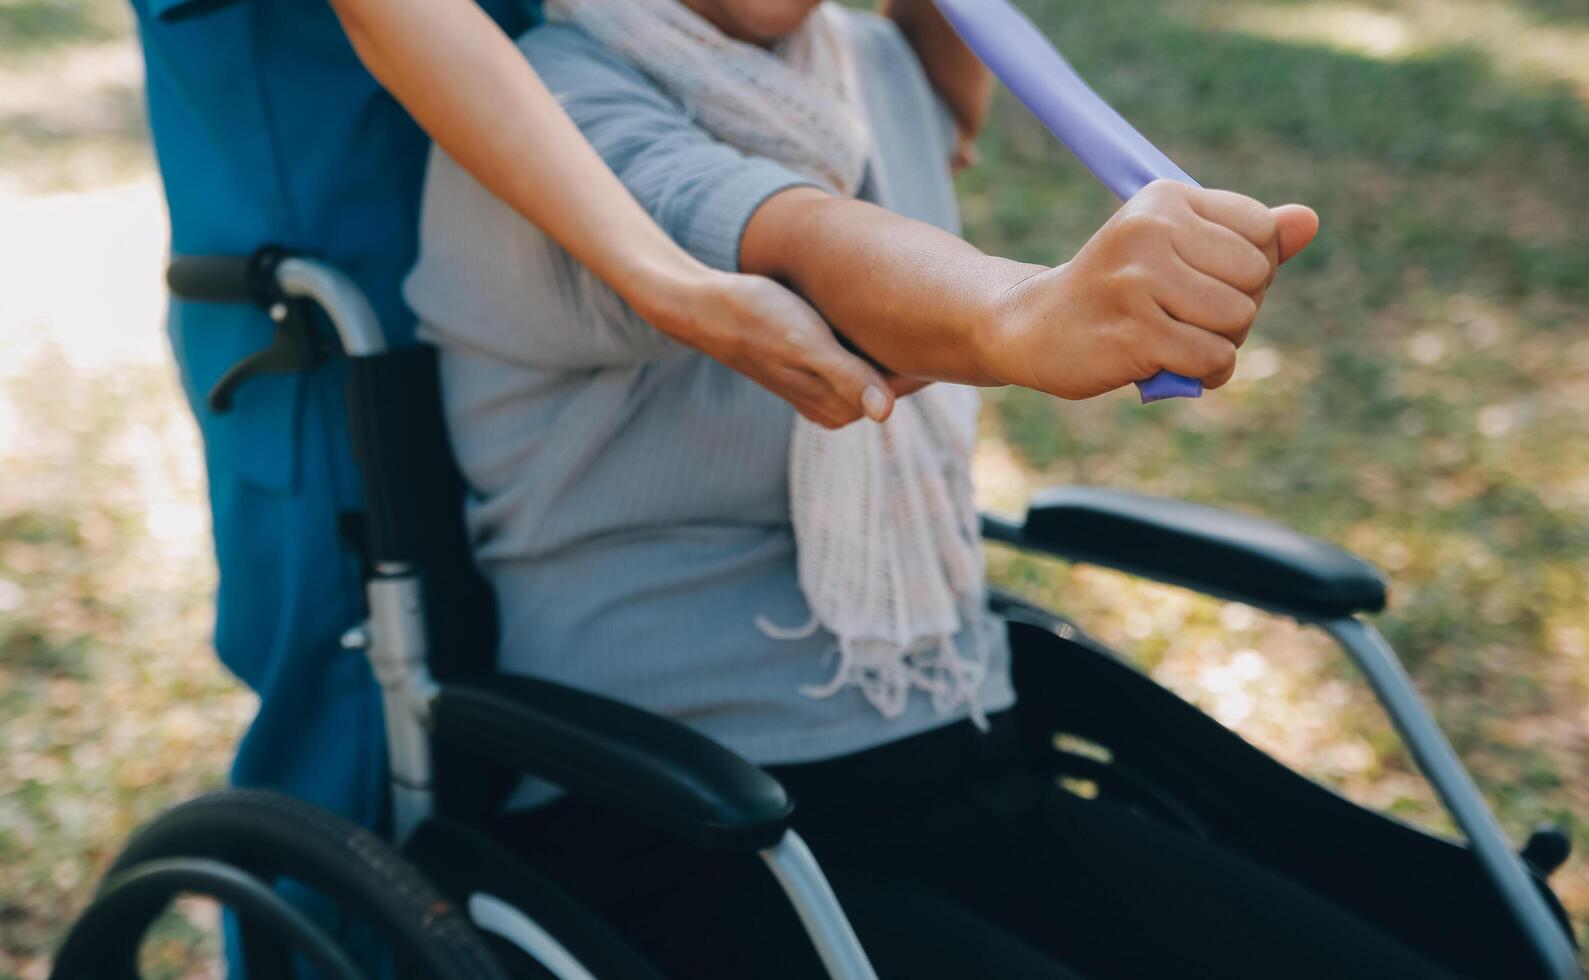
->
<box><xmin>646</xmin><ymin>269</ymin><xmax>912</xmax><ymax>428</ymax></box>
<box><xmin>333</xmin><ymin>0</ymin><xmax>896</xmax><ymax>430</ymax></box>
<box><xmin>983</xmin><ymin>181</ymin><xmax>1319</xmax><ymax>398</ymax></box>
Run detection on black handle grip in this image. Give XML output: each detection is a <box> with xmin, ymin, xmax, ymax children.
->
<box><xmin>167</xmin><ymin>255</ymin><xmax>258</xmax><ymax>303</ymax></box>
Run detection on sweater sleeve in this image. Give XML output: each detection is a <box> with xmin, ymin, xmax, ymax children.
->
<box><xmin>405</xmin><ymin>25</ymin><xmax>825</xmax><ymax>370</ymax></box>
<box><xmin>522</xmin><ymin>26</ymin><xmax>823</xmax><ymax>272</ymax></box>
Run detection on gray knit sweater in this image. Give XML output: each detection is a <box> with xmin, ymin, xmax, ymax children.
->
<box><xmin>404</xmin><ymin>11</ymin><xmax>1013</xmax><ymax>776</ymax></box>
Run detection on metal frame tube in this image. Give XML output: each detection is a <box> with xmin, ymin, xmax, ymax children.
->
<box><xmin>761</xmin><ymin>832</ymin><xmax>879</xmax><ymax>980</ymax></box>
<box><xmin>1319</xmin><ymin>617</ymin><xmax>1579</xmax><ymax>980</ymax></box>
<box><xmin>271</xmin><ymin>261</ymin><xmax>430</xmax><ymax>840</ymax></box>
<box><xmin>362</xmin><ymin>567</ymin><xmax>438</xmax><ymax>845</ymax></box>
<box><xmin>467</xmin><ymin>893</ymin><xmax>599</xmax><ymax>980</ymax></box>
<box><xmin>275</xmin><ymin>257</ymin><xmax>387</xmax><ymax>356</ymax></box>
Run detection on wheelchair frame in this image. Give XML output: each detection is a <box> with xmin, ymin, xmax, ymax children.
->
<box><xmin>293</xmin><ymin>257</ymin><xmax>879</xmax><ymax>979</ymax></box>
<box><xmin>57</xmin><ymin>250</ymin><xmax>1581</xmax><ymax>979</ymax></box>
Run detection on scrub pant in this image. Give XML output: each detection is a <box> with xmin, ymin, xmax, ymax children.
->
<box><xmin>176</xmin><ymin>345</ymin><xmax>388</xmax><ymax>971</ymax></box>
<box><xmin>492</xmin><ymin>710</ymin><xmax>1461</xmax><ymax>979</ymax></box>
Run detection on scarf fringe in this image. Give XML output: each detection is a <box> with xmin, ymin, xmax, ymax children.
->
<box><xmin>792</xmin><ymin>603</ymin><xmax>991</xmax><ymax>730</ymax></box>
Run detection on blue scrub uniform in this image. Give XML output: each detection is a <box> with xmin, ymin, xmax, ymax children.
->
<box><xmin>128</xmin><ymin>0</ymin><xmax>529</xmax><ymax>966</ymax></box>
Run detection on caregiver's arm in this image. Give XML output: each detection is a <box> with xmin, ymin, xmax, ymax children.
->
<box><xmin>742</xmin><ymin>181</ymin><xmax>1319</xmax><ymax>399</ymax></box>
<box><xmin>329</xmin><ymin>0</ymin><xmax>897</xmax><ymax>428</ymax></box>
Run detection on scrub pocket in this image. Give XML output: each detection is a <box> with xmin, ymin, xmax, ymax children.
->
<box><xmin>167</xmin><ymin>298</ymin><xmax>303</xmax><ymax>493</ymax></box>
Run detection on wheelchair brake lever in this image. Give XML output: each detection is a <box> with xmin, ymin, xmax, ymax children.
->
<box><xmin>206</xmin><ymin>298</ymin><xmax>329</xmax><ymax>413</ymax></box>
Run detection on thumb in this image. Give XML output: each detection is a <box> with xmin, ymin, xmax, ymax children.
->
<box><xmin>1272</xmin><ymin>204</ymin><xmax>1320</xmax><ymax>265</ymax></box>
<box><xmin>820</xmin><ymin>343</ymin><xmax>895</xmax><ymax>422</ymax></box>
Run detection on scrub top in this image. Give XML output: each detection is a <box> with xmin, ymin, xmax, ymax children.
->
<box><xmin>128</xmin><ymin>0</ymin><xmax>531</xmax><ymax>864</ymax></box>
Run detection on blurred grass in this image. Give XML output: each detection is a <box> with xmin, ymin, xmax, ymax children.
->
<box><xmin>2</xmin><ymin>0</ymin><xmax>1586</xmax><ymax>974</ymax></box>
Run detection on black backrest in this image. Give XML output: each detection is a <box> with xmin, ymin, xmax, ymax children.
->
<box><xmin>343</xmin><ymin>346</ymin><xmax>514</xmax><ymax>816</ymax></box>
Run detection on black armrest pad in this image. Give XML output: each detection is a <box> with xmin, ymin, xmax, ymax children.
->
<box><xmin>1017</xmin><ymin>487</ymin><xmax>1387</xmax><ymax>619</ymax></box>
<box><xmin>431</xmin><ymin>675</ymin><xmax>792</xmax><ymax>851</ymax></box>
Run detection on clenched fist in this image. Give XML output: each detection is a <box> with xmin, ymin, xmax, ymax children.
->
<box><xmin>980</xmin><ymin>181</ymin><xmax>1319</xmax><ymax>399</ymax></box>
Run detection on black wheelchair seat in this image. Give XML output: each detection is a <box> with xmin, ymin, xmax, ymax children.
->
<box><xmin>997</xmin><ymin>597</ymin><xmax>1574</xmax><ymax>978</ymax></box>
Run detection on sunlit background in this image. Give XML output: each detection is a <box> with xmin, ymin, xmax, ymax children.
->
<box><xmin>2</xmin><ymin>0</ymin><xmax>1585</xmax><ymax>975</ymax></box>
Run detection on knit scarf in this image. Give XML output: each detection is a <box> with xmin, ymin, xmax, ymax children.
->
<box><xmin>544</xmin><ymin>0</ymin><xmax>991</xmax><ymax>723</ymax></box>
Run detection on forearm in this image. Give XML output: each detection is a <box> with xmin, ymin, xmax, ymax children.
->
<box><xmin>741</xmin><ymin>188</ymin><xmax>1040</xmax><ymax>385</ymax></box>
<box><xmin>331</xmin><ymin>0</ymin><xmax>707</xmax><ymax>330</ymax></box>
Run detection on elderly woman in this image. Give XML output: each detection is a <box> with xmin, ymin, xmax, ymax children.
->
<box><xmin>403</xmin><ymin>1</ymin><xmax>1455</xmax><ymax>977</ymax></box>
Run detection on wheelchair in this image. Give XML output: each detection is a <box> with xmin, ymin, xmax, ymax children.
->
<box><xmin>51</xmin><ymin>248</ymin><xmax>1581</xmax><ymax>979</ymax></box>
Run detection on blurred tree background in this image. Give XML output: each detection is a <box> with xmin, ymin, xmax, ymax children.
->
<box><xmin>1</xmin><ymin>0</ymin><xmax>1585</xmax><ymax>975</ymax></box>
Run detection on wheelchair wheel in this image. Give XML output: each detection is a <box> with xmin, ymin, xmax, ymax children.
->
<box><xmin>52</xmin><ymin>789</ymin><xmax>507</xmax><ymax>980</ymax></box>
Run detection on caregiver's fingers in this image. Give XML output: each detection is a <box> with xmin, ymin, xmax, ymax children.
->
<box><xmin>812</xmin><ymin>340</ymin><xmax>896</xmax><ymax>423</ymax></box>
<box><xmin>710</xmin><ymin>270</ymin><xmax>891</xmax><ymax>426</ymax></box>
<box><xmin>1272</xmin><ymin>204</ymin><xmax>1320</xmax><ymax>265</ymax></box>
<box><xmin>780</xmin><ymin>366</ymin><xmax>857</xmax><ymax>429</ymax></box>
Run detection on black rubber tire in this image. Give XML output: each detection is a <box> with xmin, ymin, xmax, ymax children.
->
<box><xmin>87</xmin><ymin>789</ymin><xmax>507</xmax><ymax>980</ymax></box>
<box><xmin>53</xmin><ymin>857</ymin><xmax>366</xmax><ymax>980</ymax></box>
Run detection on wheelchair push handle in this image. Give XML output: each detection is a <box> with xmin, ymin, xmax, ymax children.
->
<box><xmin>166</xmin><ymin>254</ymin><xmax>258</xmax><ymax>304</ymax></box>
<box><xmin>168</xmin><ymin>248</ymin><xmax>384</xmax><ymax>355</ymax></box>
<box><xmin>167</xmin><ymin>249</ymin><xmax>390</xmax><ymax>412</ymax></box>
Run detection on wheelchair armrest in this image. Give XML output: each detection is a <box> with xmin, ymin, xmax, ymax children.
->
<box><xmin>989</xmin><ymin>486</ymin><xmax>1387</xmax><ymax>620</ymax></box>
<box><xmin>430</xmin><ymin>675</ymin><xmax>793</xmax><ymax>851</ymax></box>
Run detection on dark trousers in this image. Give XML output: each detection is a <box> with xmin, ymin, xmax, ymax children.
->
<box><xmin>492</xmin><ymin>710</ymin><xmax>1457</xmax><ymax>979</ymax></box>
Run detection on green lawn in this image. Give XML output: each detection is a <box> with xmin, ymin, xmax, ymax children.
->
<box><xmin>1</xmin><ymin>0</ymin><xmax>1585</xmax><ymax>974</ymax></box>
